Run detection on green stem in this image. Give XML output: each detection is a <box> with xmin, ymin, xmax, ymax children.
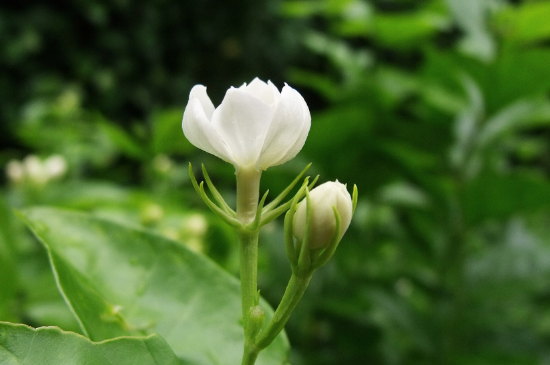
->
<box><xmin>255</xmin><ymin>273</ymin><xmax>312</xmax><ymax>350</ymax></box>
<box><xmin>236</xmin><ymin>167</ymin><xmax>262</xmax><ymax>365</ymax></box>
<box><xmin>241</xmin><ymin>340</ymin><xmax>260</xmax><ymax>365</ymax></box>
<box><xmin>236</xmin><ymin>168</ymin><xmax>262</xmax><ymax>224</ymax></box>
<box><xmin>239</xmin><ymin>229</ymin><xmax>259</xmax><ymax>333</ymax></box>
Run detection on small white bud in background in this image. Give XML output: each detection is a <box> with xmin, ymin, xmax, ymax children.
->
<box><xmin>185</xmin><ymin>238</ymin><xmax>204</xmax><ymax>253</ymax></box>
<box><xmin>6</xmin><ymin>160</ymin><xmax>25</xmax><ymax>184</ymax></box>
<box><xmin>141</xmin><ymin>203</ymin><xmax>164</xmax><ymax>225</ymax></box>
<box><xmin>184</xmin><ymin>214</ymin><xmax>208</xmax><ymax>237</ymax></box>
<box><xmin>152</xmin><ymin>154</ymin><xmax>174</xmax><ymax>174</ymax></box>
<box><xmin>23</xmin><ymin>155</ymin><xmax>48</xmax><ymax>185</ymax></box>
<box><xmin>162</xmin><ymin>228</ymin><xmax>180</xmax><ymax>241</ymax></box>
<box><xmin>44</xmin><ymin>155</ymin><xmax>68</xmax><ymax>180</ymax></box>
<box><xmin>6</xmin><ymin>154</ymin><xmax>68</xmax><ymax>186</ymax></box>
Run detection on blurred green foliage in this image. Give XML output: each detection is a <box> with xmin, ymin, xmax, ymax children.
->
<box><xmin>2</xmin><ymin>0</ymin><xmax>550</xmax><ymax>364</ymax></box>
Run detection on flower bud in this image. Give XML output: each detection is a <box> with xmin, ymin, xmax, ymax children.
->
<box><xmin>23</xmin><ymin>155</ymin><xmax>48</xmax><ymax>185</ymax></box>
<box><xmin>247</xmin><ymin>305</ymin><xmax>265</xmax><ymax>340</ymax></box>
<box><xmin>182</xmin><ymin>78</ymin><xmax>311</xmax><ymax>172</ymax></box>
<box><xmin>293</xmin><ymin>181</ymin><xmax>353</xmax><ymax>249</ymax></box>
<box><xmin>6</xmin><ymin>160</ymin><xmax>24</xmax><ymax>184</ymax></box>
<box><xmin>44</xmin><ymin>155</ymin><xmax>68</xmax><ymax>180</ymax></box>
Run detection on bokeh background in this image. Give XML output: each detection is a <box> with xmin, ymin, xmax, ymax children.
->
<box><xmin>2</xmin><ymin>0</ymin><xmax>550</xmax><ymax>364</ymax></box>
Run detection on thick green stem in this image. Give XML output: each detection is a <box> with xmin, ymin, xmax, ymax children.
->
<box><xmin>236</xmin><ymin>167</ymin><xmax>262</xmax><ymax>365</ymax></box>
<box><xmin>239</xmin><ymin>229</ymin><xmax>259</xmax><ymax>333</ymax></box>
<box><xmin>241</xmin><ymin>340</ymin><xmax>260</xmax><ymax>365</ymax></box>
<box><xmin>255</xmin><ymin>273</ymin><xmax>312</xmax><ymax>350</ymax></box>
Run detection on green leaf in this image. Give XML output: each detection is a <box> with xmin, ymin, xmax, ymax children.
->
<box><xmin>497</xmin><ymin>1</ymin><xmax>550</xmax><ymax>44</ymax></box>
<box><xmin>0</xmin><ymin>321</ymin><xmax>180</xmax><ymax>365</ymax></box>
<box><xmin>287</xmin><ymin>69</ymin><xmax>341</xmax><ymax>101</ymax></box>
<box><xmin>281</xmin><ymin>0</ymin><xmax>325</xmax><ymax>17</ymax></box>
<box><xmin>373</xmin><ymin>11</ymin><xmax>449</xmax><ymax>47</ymax></box>
<box><xmin>98</xmin><ymin>121</ymin><xmax>147</xmax><ymax>160</ymax></box>
<box><xmin>19</xmin><ymin>207</ymin><xmax>289</xmax><ymax>365</ymax></box>
<box><xmin>446</xmin><ymin>0</ymin><xmax>495</xmax><ymax>61</ymax></box>
<box><xmin>151</xmin><ymin>109</ymin><xmax>194</xmax><ymax>155</ymax></box>
<box><xmin>477</xmin><ymin>98</ymin><xmax>550</xmax><ymax>148</ymax></box>
<box><xmin>464</xmin><ymin>172</ymin><xmax>550</xmax><ymax>224</ymax></box>
<box><xmin>303</xmin><ymin>31</ymin><xmax>373</xmax><ymax>84</ymax></box>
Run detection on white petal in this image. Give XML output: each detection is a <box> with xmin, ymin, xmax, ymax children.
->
<box><xmin>188</xmin><ymin>85</ymin><xmax>215</xmax><ymax>120</ymax></box>
<box><xmin>267</xmin><ymin>80</ymin><xmax>282</xmax><ymax>104</ymax></box>
<box><xmin>257</xmin><ymin>84</ymin><xmax>311</xmax><ymax>170</ymax></box>
<box><xmin>182</xmin><ymin>97</ymin><xmax>234</xmax><ymax>164</ymax></box>
<box><xmin>244</xmin><ymin>78</ymin><xmax>279</xmax><ymax>105</ymax></box>
<box><xmin>212</xmin><ymin>87</ymin><xmax>275</xmax><ymax>169</ymax></box>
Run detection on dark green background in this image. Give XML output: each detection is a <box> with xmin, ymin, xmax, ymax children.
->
<box><xmin>2</xmin><ymin>0</ymin><xmax>550</xmax><ymax>364</ymax></box>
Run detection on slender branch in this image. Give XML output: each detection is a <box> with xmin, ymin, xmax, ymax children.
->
<box><xmin>255</xmin><ymin>273</ymin><xmax>312</xmax><ymax>350</ymax></box>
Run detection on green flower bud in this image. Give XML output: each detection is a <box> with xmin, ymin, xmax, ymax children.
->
<box><xmin>293</xmin><ymin>181</ymin><xmax>353</xmax><ymax>249</ymax></box>
<box><xmin>247</xmin><ymin>305</ymin><xmax>265</xmax><ymax>340</ymax></box>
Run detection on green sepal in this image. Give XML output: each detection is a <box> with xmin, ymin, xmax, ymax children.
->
<box><xmin>263</xmin><ymin>163</ymin><xmax>311</xmax><ymax>213</ymax></box>
<box><xmin>189</xmin><ymin>163</ymin><xmax>242</xmax><ymax>229</ymax></box>
<box><xmin>255</xmin><ymin>290</ymin><xmax>261</xmax><ymax>306</ymax></box>
<box><xmin>311</xmin><ymin>206</ymin><xmax>342</xmax><ymax>270</ymax></box>
<box><xmin>246</xmin><ymin>190</ymin><xmax>270</xmax><ymax>231</ymax></box>
<box><xmin>261</xmin><ymin>175</ymin><xmax>318</xmax><ymax>227</ymax></box>
<box><xmin>283</xmin><ymin>182</ymin><xmax>309</xmax><ymax>271</ymax></box>
<box><xmin>352</xmin><ymin>184</ymin><xmax>358</xmax><ymax>214</ymax></box>
<box><xmin>295</xmin><ymin>188</ymin><xmax>314</xmax><ymax>274</ymax></box>
<box><xmin>201</xmin><ymin>164</ymin><xmax>236</xmax><ymax>217</ymax></box>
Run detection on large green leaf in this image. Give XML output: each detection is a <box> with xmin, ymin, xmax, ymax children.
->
<box><xmin>20</xmin><ymin>207</ymin><xmax>289</xmax><ymax>365</ymax></box>
<box><xmin>0</xmin><ymin>321</ymin><xmax>179</xmax><ymax>365</ymax></box>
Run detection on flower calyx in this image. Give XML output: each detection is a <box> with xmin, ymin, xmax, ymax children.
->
<box><xmin>188</xmin><ymin>163</ymin><xmax>318</xmax><ymax>233</ymax></box>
